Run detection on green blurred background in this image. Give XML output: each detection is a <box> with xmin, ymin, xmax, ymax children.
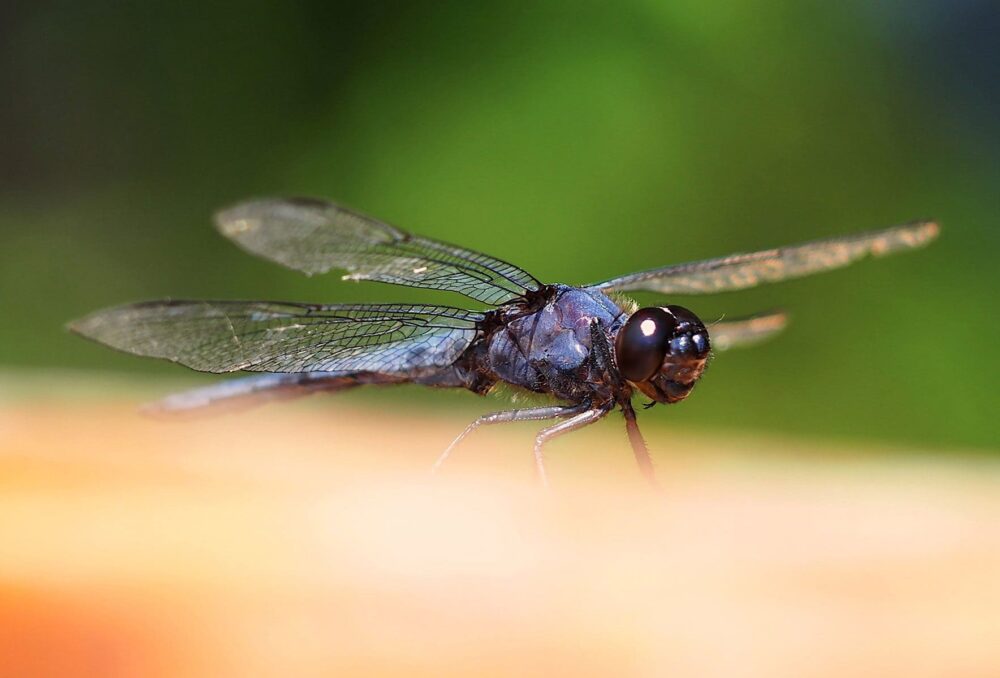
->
<box><xmin>1</xmin><ymin>0</ymin><xmax>996</xmax><ymax>450</ymax></box>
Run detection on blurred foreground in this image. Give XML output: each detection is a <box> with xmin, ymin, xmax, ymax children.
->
<box><xmin>1</xmin><ymin>383</ymin><xmax>999</xmax><ymax>677</ymax></box>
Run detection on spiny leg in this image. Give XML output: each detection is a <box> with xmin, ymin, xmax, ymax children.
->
<box><xmin>588</xmin><ymin>320</ymin><xmax>658</xmax><ymax>488</ymax></box>
<box><xmin>587</xmin><ymin>317</ymin><xmax>615</xmax><ymax>378</ymax></box>
<box><xmin>621</xmin><ymin>399</ymin><xmax>658</xmax><ymax>489</ymax></box>
<box><xmin>533</xmin><ymin>407</ymin><xmax>610</xmax><ymax>488</ymax></box>
<box><xmin>433</xmin><ymin>401</ymin><xmax>591</xmax><ymax>473</ymax></box>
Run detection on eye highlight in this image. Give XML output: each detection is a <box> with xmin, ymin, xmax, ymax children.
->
<box><xmin>615</xmin><ymin>307</ymin><xmax>677</xmax><ymax>382</ymax></box>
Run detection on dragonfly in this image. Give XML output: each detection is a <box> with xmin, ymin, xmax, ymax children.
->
<box><xmin>71</xmin><ymin>197</ymin><xmax>939</xmax><ymax>486</ymax></box>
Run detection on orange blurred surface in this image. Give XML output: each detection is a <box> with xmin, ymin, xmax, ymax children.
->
<box><xmin>1</xmin><ymin>397</ymin><xmax>998</xmax><ymax>677</ymax></box>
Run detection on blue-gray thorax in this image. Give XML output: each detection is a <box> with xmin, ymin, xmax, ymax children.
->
<box><xmin>485</xmin><ymin>284</ymin><xmax>627</xmax><ymax>400</ymax></box>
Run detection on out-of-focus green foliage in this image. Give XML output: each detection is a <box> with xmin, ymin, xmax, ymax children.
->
<box><xmin>1</xmin><ymin>0</ymin><xmax>996</xmax><ymax>449</ymax></box>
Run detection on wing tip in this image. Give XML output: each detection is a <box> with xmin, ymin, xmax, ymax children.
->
<box><xmin>911</xmin><ymin>219</ymin><xmax>941</xmax><ymax>244</ymax></box>
<box><xmin>865</xmin><ymin>219</ymin><xmax>940</xmax><ymax>259</ymax></box>
<box><xmin>710</xmin><ymin>309</ymin><xmax>790</xmax><ymax>351</ymax></box>
<box><xmin>741</xmin><ymin>308</ymin><xmax>790</xmax><ymax>332</ymax></box>
<box><xmin>65</xmin><ymin>311</ymin><xmax>102</xmax><ymax>340</ymax></box>
<box><xmin>213</xmin><ymin>203</ymin><xmax>255</xmax><ymax>238</ymax></box>
<box><xmin>214</xmin><ymin>196</ymin><xmax>333</xmax><ymax>232</ymax></box>
<box><xmin>765</xmin><ymin>308</ymin><xmax>789</xmax><ymax>332</ymax></box>
<box><xmin>893</xmin><ymin>219</ymin><xmax>940</xmax><ymax>250</ymax></box>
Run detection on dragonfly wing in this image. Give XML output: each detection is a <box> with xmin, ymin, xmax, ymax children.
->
<box><xmin>144</xmin><ymin>372</ymin><xmax>405</xmax><ymax>416</ymax></box>
<box><xmin>70</xmin><ymin>301</ymin><xmax>484</xmax><ymax>374</ymax></box>
<box><xmin>709</xmin><ymin>310</ymin><xmax>788</xmax><ymax>351</ymax></box>
<box><xmin>588</xmin><ymin>220</ymin><xmax>938</xmax><ymax>295</ymax></box>
<box><xmin>215</xmin><ymin>197</ymin><xmax>542</xmax><ymax>305</ymax></box>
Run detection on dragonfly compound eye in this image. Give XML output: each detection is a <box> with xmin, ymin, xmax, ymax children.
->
<box><xmin>663</xmin><ymin>305</ymin><xmax>710</xmax><ymax>360</ymax></box>
<box><xmin>615</xmin><ymin>307</ymin><xmax>677</xmax><ymax>382</ymax></box>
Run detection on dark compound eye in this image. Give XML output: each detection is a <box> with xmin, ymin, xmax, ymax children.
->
<box><xmin>665</xmin><ymin>304</ymin><xmax>701</xmax><ymax>326</ymax></box>
<box><xmin>691</xmin><ymin>332</ymin><xmax>709</xmax><ymax>356</ymax></box>
<box><xmin>664</xmin><ymin>305</ymin><xmax>710</xmax><ymax>358</ymax></box>
<box><xmin>615</xmin><ymin>307</ymin><xmax>677</xmax><ymax>382</ymax></box>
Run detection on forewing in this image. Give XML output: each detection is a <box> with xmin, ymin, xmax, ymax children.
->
<box><xmin>70</xmin><ymin>301</ymin><xmax>484</xmax><ymax>374</ymax></box>
<box><xmin>589</xmin><ymin>220</ymin><xmax>939</xmax><ymax>295</ymax></box>
<box><xmin>215</xmin><ymin>197</ymin><xmax>542</xmax><ymax>305</ymax></box>
<box><xmin>709</xmin><ymin>310</ymin><xmax>788</xmax><ymax>351</ymax></box>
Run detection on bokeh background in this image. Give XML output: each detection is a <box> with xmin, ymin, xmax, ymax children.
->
<box><xmin>2</xmin><ymin>0</ymin><xmax>997</xmax><ymax>449</ymax></box>
<box><xmin>2</xmin><ymin>2</ymin><xmax>1000</xmax><ymax>677</ymax></box>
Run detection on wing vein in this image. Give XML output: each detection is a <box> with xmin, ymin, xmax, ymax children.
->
<box><xmin>588</xmin><ymin>220</ymin><xmax>939</xmax><ymax>295</ymax></box>
<box><xmin>215</xmin><ymin>198</ymin><xmax>541</xmax><ymax>305</ymax></box>
<box><xmin>70</xmin><ymin>301</ymin><xmax>484</xmax><ymax>375</ymax></box>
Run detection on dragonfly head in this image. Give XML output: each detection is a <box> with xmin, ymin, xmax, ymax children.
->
<box><xmin>614</xmin><ymin>305</ymin><xmax>710</xmax><ymax>404</ymax></box>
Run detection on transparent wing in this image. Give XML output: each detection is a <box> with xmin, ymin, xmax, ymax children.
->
<box><xmin>709</xmin><ymin>310</ymin><xmax>788</xmax><ymax>351</ymax></box>
<box><xmin>589</xmin><ymin>220</ymin><xmax>939</xmax><ymax>295</ymax></box>
<box><xmin>215</xmin><ymin>197</ymin><xmax>542</xmax><ymax>305</ymax></box>
<box><xmin>144</xmin><ymin>372</ymin><xmax>404</xmax><ymax>417</ymax></box>
<box><xmin>70</xmin><ymin>301</ymin><xmax>484</xmax><ymax>374</ymax></box>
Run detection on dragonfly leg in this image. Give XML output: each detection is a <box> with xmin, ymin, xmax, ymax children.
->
<box><xmin>620</xmin><ymin>399</ymin><xmax>658</xmax><ymax>489</ymax></box>
<box><xmin>533</xmin><ymin>407</ymin><xmax>610</xmax><ymax>488</ymax></box>
<box><xmin>434</xmin><ymin>401</ymin><xmax>590</xmax><ymax>473</ymax></box>
<box><xmin>587</xmin><ymin>317</ymin><xmax>616</xmax><ymax>378</ymax></box>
